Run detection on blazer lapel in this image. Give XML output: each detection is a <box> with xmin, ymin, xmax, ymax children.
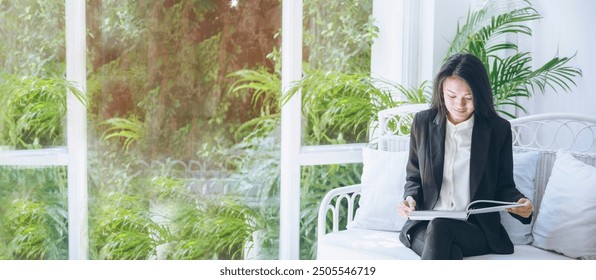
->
<box><xmin>429</xmin><ymin>113</ymin><xmax>446</xmax><ymax>204</ymax></box>
<box><xmin>469</xmin><ymin>116</ymin><xmax>491</xmax><ymax>200</ymax></box>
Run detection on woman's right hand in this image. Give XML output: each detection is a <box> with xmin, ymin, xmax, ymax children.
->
<box><xmin>398</xmin><ymin>196</ymin><xmax>417</xmax><ymax>217</ymax></box>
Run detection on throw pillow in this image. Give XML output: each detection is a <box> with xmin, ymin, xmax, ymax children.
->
<box><xmin>500</xmin><ymin>151</ymin><xmax>541</xmax><ymax>245</ymax></box>
<box><xmin>348</xmin><ymin>147</ymin><xmax>409</xmax><ymax>231</ymax></box>
<box><xmin>532</xmin><ymin>150</ymin><xmax>596</xmax><ymax>259</ymax></box>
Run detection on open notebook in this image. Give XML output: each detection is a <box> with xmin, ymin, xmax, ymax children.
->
<box><xmin>407</xmin><ymin>200</ymin><xmax>524</xmax><ymax>221</ymax></box>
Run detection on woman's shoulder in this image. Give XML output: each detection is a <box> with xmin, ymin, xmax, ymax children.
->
<box><xmin>414</xmin><ymin>107</ymin><xmax>438</xmax><ymax>121</ymax></box>
<box><xmin>484</xmin><ymin>114</ymin><xmax>512</xmax><ymax>130</ymax></box>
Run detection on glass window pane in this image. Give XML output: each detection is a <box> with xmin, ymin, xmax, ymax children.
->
<box><xmin>87</xmin><ymin>0</ymin><xmax>281</xmax><ymax>260</ymax></box>
<box><xmin>0</xmin><ymin>0</ymin><xmax>69</xmax><ymax>260</ymax></box>
<box><xmin>302</xmin><ymin>0</ymin><xmax>376</xmax><ymax>145</ymax></box>
<box><xmin>0</xmin><ymin>166</ymin><xmax>68</xmax><ymax>259</ymax></box>
<box><xmin>297</xmin><ymin>0</ymin><xmax>373</xmax><ymax>261</ymax></box>
<box><xmin>0</xmin><ymin>0</ymin><xmax>68</xmax><ymax>150</ymax></box>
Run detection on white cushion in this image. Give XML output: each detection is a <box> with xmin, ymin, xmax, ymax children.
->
<box><xmin>532</xmin><ymin>150</ymin><xmax>596</xmax><ymax>259</ymax></box>
<box><xmin>465</xmin><ymin>245</ymin><xmax>573</xmax><ymax>260</ymax></box>
<box><xmin>317</xmin><ymin>229</ymin><xmax>571</xmax><ymax>260</ymax></box>
<box><xmin>317</xmin><ymin>228</ymin><xmax>419</xmax><ymax>260</ymax></box>
<box><xmin>500</xmin><ymin>151</ymin><xmax>540</xmax><ymax>245</ymax></box>
<box><xmin>348</xmin><ymin>147</ymin><xmax>408</xmax><ymax>231</ymax></box>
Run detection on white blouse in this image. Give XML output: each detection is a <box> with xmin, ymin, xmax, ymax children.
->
<box><xmin>433</xmin><ymin>115</ymin><xmax>474</xmax><ymax>211</ymax></box>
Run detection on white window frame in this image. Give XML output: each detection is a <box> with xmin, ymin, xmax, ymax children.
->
<box><xmin>2</xmin><ymin>0</ymin><xmax>427</xmax><ymax>261</ymax></box>
<box><xmin>280</xmin><ymin>0</ymin><xmax>303</xmax><ymax>260</ymax></box>
<box><xmin>0</xmin><ymin>0</ymin><xmax>88</xmax><ymax>260</ymax></box>
<box><xmin>279</xmin><ymin>0</ymin><xmax>424</xmax><ymax>260</ymax></box>
<box><xmin>65</xmin><ymin>0</ymin><xmax>88</xmax><ymax>260</ymax></box>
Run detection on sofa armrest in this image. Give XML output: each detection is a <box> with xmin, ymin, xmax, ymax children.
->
<box><xmin>317</xmin><ymin>184</ymin><xmax>362</xmax><ymax>239</ymax></box>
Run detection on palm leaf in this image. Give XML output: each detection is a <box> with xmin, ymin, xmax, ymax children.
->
<box><xmin>447</xmin><ymin>0</ymin><xmax>581</xmax><ymax>116</ymax></box>
<box><xmin>447</xmin><ymin>0</ymin><xmax>540</xmax><ymax>62</ymax></box>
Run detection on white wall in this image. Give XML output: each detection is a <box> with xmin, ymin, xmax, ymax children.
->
<box><xmin>421</xmin><ymin>0</ymin><xmax>475</xmax><ymax>83</ymax></box>
<box><xmin>372</xmin><ymin>0</ymin><xmax>595</xmax><ymax>117</ymax></box>
<box><xmin>371</xmin><ymin>0</ymin><xmax>406</xmax><ymax>86</ymax></box>
<box><xmin>518</xmin><ymin>0</ymin><xmax>596</xmax><ymax>117</ymax></box>
<box><xmin>372</xmin><ymin>0</ymin><xmax>474</xmax><ymax>88</ymax></box>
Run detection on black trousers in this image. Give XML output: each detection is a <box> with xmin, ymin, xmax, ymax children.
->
<box><xmin>410</xmin><ymin>218</ymin><xmax>490</xmax><ymax>260</ymax></box>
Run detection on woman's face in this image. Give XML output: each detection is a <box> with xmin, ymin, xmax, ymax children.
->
<box><xmin>443</xmin><ymin>76</ymin><xmax>475</xmax><ymax>124</ymax></box>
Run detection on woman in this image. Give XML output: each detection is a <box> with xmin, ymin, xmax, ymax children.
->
<box><xmin>398</xmin><ymin>53</ymin><xmax>533</xmax><ymax>260</ymax></box>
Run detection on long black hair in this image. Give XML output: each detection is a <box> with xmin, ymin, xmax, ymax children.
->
<box><xmin>431</xmin><ymin>53</ymin><xmax>497</xmax><ymax>123</ymax></box>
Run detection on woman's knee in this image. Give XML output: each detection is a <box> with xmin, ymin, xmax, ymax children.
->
<box><xmin>425</xmin><ymin>218</ymin><xmax>457</xmax><ymax>239</ymax></box>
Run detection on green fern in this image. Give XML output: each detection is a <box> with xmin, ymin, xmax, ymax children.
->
<box><xmin>100</xmin><ymin>116</ymin><xmax>146</xmax><ymax>151</ymax></box>
<box><xmin>447</xmin><ymin>0</ymin><xmax>582</xmax><ymax>117</ymax></box>
<box><xmin>227</xmin><ymin>68</ymin><xmax>281</xmax><ymax>117</ymax></box>
<box><xmin>284</xmin><ymin>69</ymin><xmax>429</xmax><ymax>144</ymax></box>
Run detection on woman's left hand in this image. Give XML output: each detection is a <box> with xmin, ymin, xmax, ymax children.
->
<box><xmin>507</xmin><ymin>198</ymin><xmax>533</xmax><ymax>218</ymax></box>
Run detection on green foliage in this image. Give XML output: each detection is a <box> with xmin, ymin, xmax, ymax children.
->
<box><xmin>90</xmin><ymin>191</ymin><xmax>169</xmax><ymax>260</ymax></box>
<box><xmin>88</xmin><ymin>150</ymin><xmax>162</xmax><ymax>260</ymax></box>
<box><xmin>0</xmin><ymin>167</ymin><xmax>68</xmax><ymax>260</ymax></box>
<box><xmin>93</xmin><ymin>0</ymin><xmax>146</xmax><ymax>53</ymax></box>
<box><xmin>0</xmin><ymin>0</ymin><xmax>276</xmax><ymax>260</ymax></box>
<box><xmin>87</xmin><ymin>149</ymin><xmax>263</xmax><ymax>260</ymax></box>
<box><xmin>100</xmin><ymin>116</ymin><xmax>147</xmax><ymax>152</ymax></box>
<box><xmin>166</xmin><ymin>197</ymin><xmax>260</xmax><ymax>260</ymax></box>
<box><xmin>284</xmin><ymin>70</ymin><xmax>430</xmax><ymax>145</ymax></box>
<box><xmin>447</xmin><ymin>0</ymin><xmax>582</xmax><ymax>117</ymax></box>
<box><xmin>400</xmin><ymin>80</ymin><xmax>432</xmax><ymax>104</ymax></box>
<box><xmin>6</xmin><ymin>199</ymin><xmax>68</xmax><ymax>260</ymax></box>
<box><xmin>227</xmin><ymin>0</ymin><xmax>398</xmax><ymax>259</ymax></box>
<box><xmin>85</xmin><ymin>0</ymin><xmax>283</xmax><ymax>260</ymax></box>
<box><xmin>0</xmin><ymin>0</ymin><xmax>65</xmax><ymax>76</ymax></box>
<box><xmin>304</xmin><ymin>0</ymin><xmax>378</xmax><ymax>72</ymax></box>
<box><xmin>227</xmin><ymin>67</ymin><xmax>281</xmax><ymax>143</ymax></box>
<box><xmin>0</xmin><ymin>73</ymin><xmax>87</xmax><ymax>148</ymax></box>
<box><xmin>0</xmin><ymin>0</ymin><xmax>525</xmax><ymax>262</ymax></box>
<box><xmin>225</xmin><ymin>126</ymin><xmax>281</xmax><ymax>260</ymax></box>
<box><xmin>286</xmin><ymin>72</ymin><xmax>428</xmax><ymax>258</ymax></box>
<box><xmin>87</xmin><ymin>1</ymin><xmax>226</xmax><ymax>161</ymax></box>
<box><xmin>227</xmin><ymin>130</ymin><xmax>280</xmax><ymax>199</ymax></box>
<box><xmin>227</xmin><ymin>8</ymin><xmax>425</xmax><ymax>259</ymax></box>
<box><xmin>447</xmin><ymin>0</ymin><xmax>539</xmax><ymax>57</ymax></box>
<box><xmin>228</xmin><ymin>68</ymin><xmax>281</xmax><ymax>117</ymax></box>
<box><xmin>0</xmin><ymin>0</ymin><xmax>86</xmax><ymax>150</ymax></box>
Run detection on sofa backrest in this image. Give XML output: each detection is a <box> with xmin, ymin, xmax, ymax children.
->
<box><xmin>377</xmin><ymin>104</ymin><xmax>428</xmax><ymax>152</ymax></box>
<box><xmin>377</xmin><ymin>107</ymin><xmax>596</xmax><ymax>214</ymax></box>
<box><xmin>510</xmin><ymin>114</ymin><xmax>596</xmax><ymax>213</ymax></box>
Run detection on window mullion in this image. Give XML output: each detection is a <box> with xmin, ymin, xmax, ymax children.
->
<box><xmin>65</xmin><ymin>0</ymin><xmax>88</xmax><ymax>260</ymax></box>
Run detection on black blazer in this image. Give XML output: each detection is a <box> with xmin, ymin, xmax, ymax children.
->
<box><xmin>399</xmin><ymin>108</ymin><xmax>532</xmax><ymax>254</ymax></box>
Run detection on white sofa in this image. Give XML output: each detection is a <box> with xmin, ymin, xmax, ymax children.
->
<box><xmin>317</xmin><ymin>105</ymin><xmax>596</xmax><ymax>260</ymax></box>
